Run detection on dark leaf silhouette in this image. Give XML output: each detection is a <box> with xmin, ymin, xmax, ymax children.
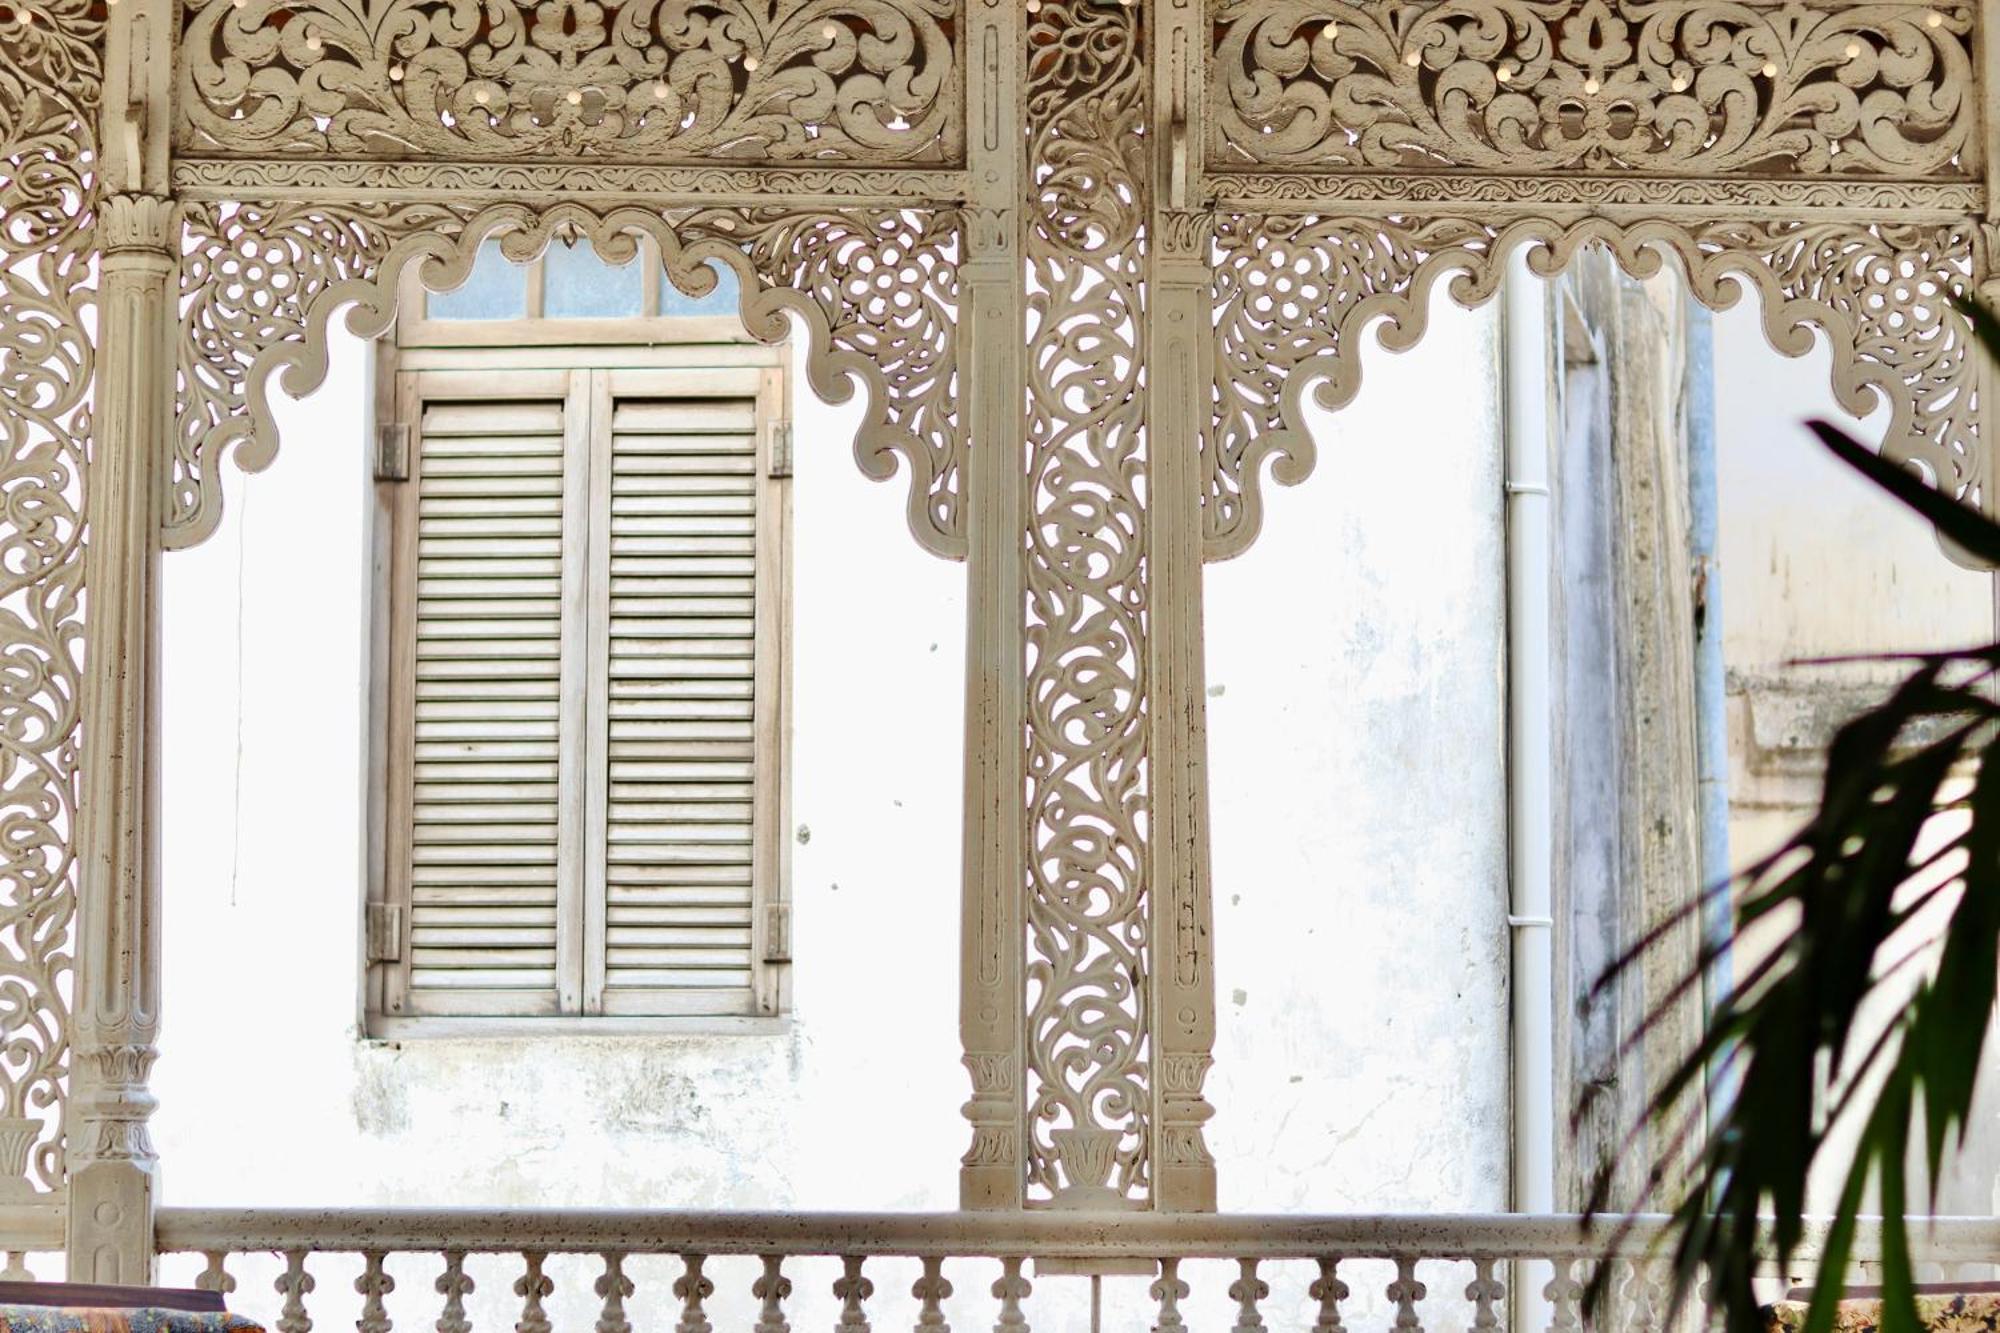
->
<box><xmin>1589</xmin><ymin>294</ymin><xmax>2000</xmax><ymax>1333</ymax></box>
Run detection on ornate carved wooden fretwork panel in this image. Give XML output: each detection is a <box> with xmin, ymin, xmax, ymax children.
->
<box><xmin>0</xmin><ymin>0</ymin><xmax>1991</xmax><ymax>1245</ymax></box>
<box><xmin>1209</xmin><ymin>0</ymin><xmax>1978</xmax><ymax>177</ymax></box>
<box><xmin>169</xmin><ymin>201</ymin><xmax>963</xmax><ymax>554</ymax></box>
<box><xmin>1021</xmin><ymin>0</ymin><xmax>1153</xmax><ymax>1209</ymax></box>
<box><xmin>0</xmin><ymin>0</ymin><xmax>102</xmax><ymax>1202</ymax></box>
<box><xmin>1201</xmin><ymin>0</ymin><xmax>1994</xmax><ymax>563</ymax></box>
<box><xmin>176</xmin><ymin>0</ymin><xmax>963</xmax><ymax>165</ymax></box>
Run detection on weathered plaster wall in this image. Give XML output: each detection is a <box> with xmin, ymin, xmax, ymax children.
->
<box><xmin>1204</xmin><ymin>291</ymin><xmax>1511</xmax><ymax>1218</ymax></box>
<box><xmin>148</xmin><ymin>288</ymin><xmax>1513</xmax><ymax>1329</ymax></box>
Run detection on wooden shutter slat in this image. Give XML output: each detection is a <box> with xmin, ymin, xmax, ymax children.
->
<box><xmin>590</xmin><ymin>393</ymin><xmax>764</xmax><ymax>1012</ymax></box>
<box><xmin>402</xmin><ymin>387</ymin><xmax>571</xmax><ymax>1017</ymax></box>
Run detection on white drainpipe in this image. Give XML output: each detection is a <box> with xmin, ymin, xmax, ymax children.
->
<box><xmin>1502</xmin><ymin>254</ymin><xmax>1557</xmax><ymax>1300</ymax></box>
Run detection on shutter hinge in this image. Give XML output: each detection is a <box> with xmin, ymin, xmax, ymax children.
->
<box><xmin>366</xmin><ymin>902</ymin><xmax>405</xmax><ymax>962</ymax></box>
<box><xmin>763</xmin><ymin>903</ymin><xmax>792</xmax><ymax>963</ymax></box>
<box><xmin>766</xmin><ymin>420</ymin><xmax>793</xmax><ymax>478</ymax></box>
<box><xmin>375</xmin><ymin>422</ymin><xmax>411</xmax><ymax>482</ymax></box>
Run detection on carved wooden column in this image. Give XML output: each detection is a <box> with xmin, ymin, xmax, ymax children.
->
<box><xmin>65</xmin><ymin>192</ymin><xmax>174</xmax><ymax>1282</ymax></box>
<box><xmin>1145</xmin><ymin>0</ymin><xmax>1218</xmax><ymax>1214</ymax></box>
<box><xmin>958</xmin><ymin>0</ymin><xmax>1028</xmax><ymax>1210</ymax></box>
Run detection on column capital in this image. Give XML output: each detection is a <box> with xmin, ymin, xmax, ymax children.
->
<box><xmin>100</xmin><ymin>195</ymin><xmax>176</xmax><ymax>255</ymax></box>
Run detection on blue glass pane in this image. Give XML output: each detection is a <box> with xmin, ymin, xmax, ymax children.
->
<box><xmin>544</xmin><ymin>238</ymin><xmax>644</xmax><ymax>319</ymax></box>
<box><xmin>661</xmin><ymin>261</ymin><xmax>742</xmax><ymax>318</ymax></box>
<box><xmin>426</xmin><ymin>239</ymin><xmax>529</xmax><ymax>320</ymax></box>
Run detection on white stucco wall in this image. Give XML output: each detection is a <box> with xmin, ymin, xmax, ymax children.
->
<box><xmin>148</xmin><ymin>290</ymin><xmax>1510</xmax><ymax>1328</ymax></box>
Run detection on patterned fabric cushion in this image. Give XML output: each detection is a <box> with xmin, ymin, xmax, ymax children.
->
<box><xmin>0</xmin><ymin>1309</ymin><xmax>263</xmax><ymax>1333</ymax></box>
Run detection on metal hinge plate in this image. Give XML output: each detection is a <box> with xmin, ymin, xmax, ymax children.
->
<box><xmin>767</xmin><ymin>421</ymin><xmax>793</xmax><ymax>478</ymax></box>
<box><xmin>763</xmin><ymin>903</ymin><xmax>792</xmax><ymax>962</ymax></box>
<box><xmin>375</xmin><ymin>423</ymin><xmax>411</xmax><ymax>482</ymax></box>
<box><xmin>365</xmin><ymin>903</ymin><xmax>405</xmax><ymax>962</ymax></box>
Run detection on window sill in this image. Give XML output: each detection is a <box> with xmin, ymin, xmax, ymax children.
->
<box><xmin>362</xmin><ymin>1014</ymin><xmax>793</xmax><ymax>1043</ymax></box>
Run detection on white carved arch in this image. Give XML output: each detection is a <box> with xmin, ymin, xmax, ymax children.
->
<box><xmin>171</xmin><ymin>199</ymin><xmax>964</xmax><ymax>556</ymax></box>
<box><xmin>1204</xmin><ymin>213</ymin><xmax>1985</xmax><ymax>563</ymax></box>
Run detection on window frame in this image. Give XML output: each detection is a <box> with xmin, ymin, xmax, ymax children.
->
<box><xmin>363</xmin><ymin>274</ymin><xmax>794</xmax><ymax>1039</ymax></box>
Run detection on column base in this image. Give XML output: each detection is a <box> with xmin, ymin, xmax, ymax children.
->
<box><xmin>65</xmin><ymin>1160</ymin><xmax>156</xmax><ymax>1285</ymax></box>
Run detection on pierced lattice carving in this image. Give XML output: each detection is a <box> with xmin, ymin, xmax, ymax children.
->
<box><xmin>1210</xmin><ymin>0</ymin><xmax>1977</xmax><ymax>177</ymax></box>
<box><xmin>1205</xmin><ymin>213</ymin><xmax>1983</xmax><ymax>559</ymax></box>
<box><xmin>0</xmin><ymin>0</ymin><xmax>102</xmax><ymax>1198</ymax></box>
<box><xmin>177</xmin><ymin>0</ymin><xmax>961</xmax><ymax>165</ymax></box>
<box><xmin>172</xmin><ymin>201</ymin><xmax>964</xmax><ymax>555</ymax></box>
<box><xmin>1022</xmin><ymin>0</ymin><xmax>1151</xmax><ymax>1208</ymax></box>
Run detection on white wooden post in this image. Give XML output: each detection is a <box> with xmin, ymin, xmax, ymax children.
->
<box><xmin>65</xmin><ymin>191</ymin><xmax>175</xmax><ymax>1282</ymax></box>
<box><xmin>1147</xmin><ymin>0</ymin><xmax>1219</xmax><ymax>1214</ymax></box>
<box><xmin>956</xmin><ymin>0</ymin><xmax>1027</xmax><ymax>1210</ymax></box>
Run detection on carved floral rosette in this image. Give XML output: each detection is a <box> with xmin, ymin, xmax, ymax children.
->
<box><xmin>0</xmin><ymin>0</ymin><xmax>103</xmax><ymax>1196</ymax></box>
<box><xmin>173</xmin><ymin>200</ymin><xmax>963</xmax><ymax>555</ymax></box>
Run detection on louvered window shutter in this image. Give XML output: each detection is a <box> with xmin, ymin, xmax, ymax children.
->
<box><xmin>586</xmin><ymin>369</ymin><xmax>769</xmax><ymax>1016</ymax></box>
<box><xmin>379</xmin><ymin>363</ymin><xmax>784</xmax><ymax>1024</ymax></box>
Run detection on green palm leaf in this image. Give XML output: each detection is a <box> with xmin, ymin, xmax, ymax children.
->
<box><xmin>1590</xmin><ymin>293</ymin><xmax>2000</xmax><ymax>1333</ymax></box>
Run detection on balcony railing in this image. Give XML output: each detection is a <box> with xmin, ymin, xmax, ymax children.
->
<box><xmin>0</xmin><ymin>1211</ymin><xmax>1973</xmax><ymax>1333</ymax></box>
<box><xmin>1</xmin><ymin>1210</ymin><xmax>1993</xmax><ymax>1332</ymax></box>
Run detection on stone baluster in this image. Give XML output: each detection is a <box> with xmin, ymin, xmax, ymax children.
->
<box><xmin>196</xmin><ymin>1252</ymin><xmax>237</xmax><ymax>1295</ymax></box>
<box><xmin>991</xmin><ymin>1258</ymin><xmax>1030</xmax><ymax>1333</ymax></box>
<box><xmin>835</xmin><ymin>1257</ymin><xmax>874</xmax><ymax>1333</ymax></box>
<box><xmin>1151</xmin><ymin>1258</ymin><xmax>1189</xmax><ymax>1333</ymax></box>
<box><xmin>357</xmin><ymin>1252</ymin><xmax>396</xmax><ymax>1333</ymax></box>
<box><xmin>597</xmin><ymin>1254</ymin><xmax>634</xmax><ymax>1333</ymax></box>
<box><xmin>515</xmin><ymin>1253</ymin><xmax>554</xmax><ymax>1333</ymax></box>
<box><xmin>913</xmin><ymin>1257</ymin><xmax>952</xmax><ymax>1333</ymax></box>
<box><xmin>437</xmin><ymin>1252</ymin><xmax>474</xmax><ymax>1333</ymax></box>
<box><xmin>1310</xmin><ymin>1258</ymin><xmax>1349</xmax><ymax>1333</ymax></box>
<box><xmin>1229</xmin><ymin>1259</ymin><xmax>1267</xmax><ymax>1333</ymax></box>
<box><xmin>755</xmin><ymin>1255</ymin><xmax>794</xmax><ymax>1333</ymax></box>
<box><xmin>1388</xmin><ymin>1257</ymin><xmax>1427</xmax><ymax>1333</ymax></box>
<box><xmin>677</xmin><ymin>1255</ymin><xmax>716</xmax><ymax>1333</ymax></box>
<box><xmin>276</xmin><ymin>1250</ymin><xmax>316</xmax><ymax>1333</ymax></box>
<box><xmin>1466</xmin><ymin>1258</ymin><xmax>1505</xmax><ymax>1333</ymax></box>
<box><xmin>1545</xmin><ymin>1259</ymin><xmax>1584</xmax><ymax>1333</ymax></box>
<box><xmin>1620</xmin><ymin>1261</ymin><xmax>1664</xmax><ymax>1333</ymax></box>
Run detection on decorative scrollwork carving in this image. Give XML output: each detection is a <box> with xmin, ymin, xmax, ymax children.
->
<box><xmin>1205</xmin><ymin>211</ymin><xmax>1983</xmax><ymax>559</ymax></box>
<box><xmin>174</xmin><ymin>200</ymin><xmax>462</xmax><ymax>549</ymax></box>
<box><xmin>173</xmin><ymin>200</ymin><xmax>964</xmax><ymax>555</ymax></box>
<box><xmin>1022</xmin><ymin>0</ymin><xmax>1150</xmax><ymax>1209</ymax></box>
<box><xmin>0</xmin><ymin>0</ymin><xmax>101</xmax><ymax>1199</ymax></box>
<box><xmin>1211</xmin><ymin>0</ymin><xmax>1976</xmax><ymax>178</ymax></box>
<box><xmin>177</xmin><ymin>0</ymin><xmax>961</xmax><ymax>166</ymax></box>
<box><xmin>679</xmin><ymin>206</ymin><xmax>964</xmax><ymax>555</ymax></box>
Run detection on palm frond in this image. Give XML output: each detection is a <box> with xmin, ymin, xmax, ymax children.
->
<box><xmin>1589</xmin><ymin>294</ymin><xmax>2000</xmax><ymax>1333</ymax></box>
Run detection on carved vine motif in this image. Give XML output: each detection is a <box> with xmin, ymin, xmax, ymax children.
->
<box><xmin>175</xmin><ymin>201</ymin><xmax>463</xmax><ymax>549</ymax></box>
<box><xmin>0</xmin><ymin>0</ymin><xmax>101</xmax><ymax>1197</ymax></box>
<box><xmin>1210</xmin><ymin>0</ymin><xmax>1977</xmax><ymax>177</ymax></box>
<box><xmin>177</xmin><ymin>0</ymin><xmax>961</xmax><ymax>165</ymax></box>
<box><xmin>679</xmin><ymin>206</ymin><xmax>964</xmax><ymax>555</ymax></box>
<box><xmin>173</xmin><ymin>200</ymin><xmax>963</xmax><ymax>555</ymax></box>
<box><xmin>1206</xmin><ymin>212</ymin><xmax>1983</xmax><ymax>559</ymax></box>
<box><xmin>1022</xmin><ymin>0</ymin><xmax>1150</xmax><ymax>1208</ymax></box>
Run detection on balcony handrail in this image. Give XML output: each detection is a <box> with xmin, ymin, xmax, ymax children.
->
<box><xmin>150</xmin><ymin>1208</ymin><xmax>2000</xmax><ymax>1266</ymax></box>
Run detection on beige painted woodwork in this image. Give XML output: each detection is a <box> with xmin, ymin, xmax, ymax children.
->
<box><xmin>369</xmin><ymin>345</ymin><xmax>795</xmax><ymax>1029</ymax></box>
<box><xmin>0</xmin><ymin>0</ymin><xmax>1991</xmax><ymax>1276</ymax></box>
